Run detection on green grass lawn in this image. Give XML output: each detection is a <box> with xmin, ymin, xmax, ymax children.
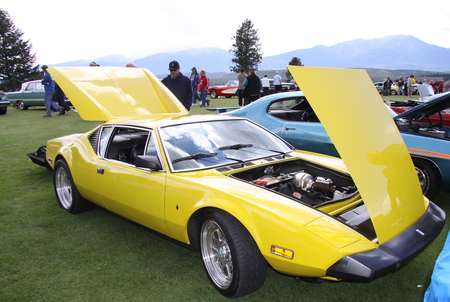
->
<box><xmin>0</xmin><ymin>97</ymin><xmax>448</xmax><ymax>301</ymax></box>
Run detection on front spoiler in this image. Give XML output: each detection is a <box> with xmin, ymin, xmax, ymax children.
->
<box><xmin>27</xmin><ymin>146</ymin><xmax>50</xmax><ymax>168</ymax></box>
<box><xmin>327</xmin><ymin>202</ymin><xmax>446</xmax><ymax>281</ymax></box>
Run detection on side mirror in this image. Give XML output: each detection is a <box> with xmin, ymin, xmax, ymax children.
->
<box><xmin>135</xmin><ymin>155</ymin><xmax>162</xmax><ymax>171</ymax></box>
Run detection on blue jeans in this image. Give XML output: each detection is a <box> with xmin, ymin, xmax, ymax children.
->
<box><xmin>192</xmin><ymin>87</ymin><xmax>201</xmax><ymax>104</ymax></box>
<box><xmin>201</xmin><ymin>90</ymin><xmax>208</xmax><ymax>106</ymax></box>
<box><xmin>45</xmin><ymin>91</ymin><xmax>60</xmax><ymax>115</ymax></box>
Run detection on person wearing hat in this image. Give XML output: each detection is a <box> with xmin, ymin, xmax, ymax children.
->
<box><xmin>41</xmin><ymin>65</ymin><xmax>60</xmax><ymax>117</ymax></box>
<box><xmin>190</xmin><ymin>67</ymin><xmax>201</xmax><ymax>106</ymax></box>
<box><xmin>161</xmin><ymin>60</ymin><xmax>193</xmax><ymax>110</ymax></box>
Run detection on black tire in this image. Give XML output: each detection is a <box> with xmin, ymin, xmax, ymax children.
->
<box><xmin>200</xmin><ymin>209</ymin><xmax>266</xmax><ymax>298</ymax></box>
<box><xmin>17</xmin><ymin>101</ymin><xmax>28</xmax><ymax>110</ymax></box>
<box><xmin>413</xmin><ymin>158</ymin><xmax>441</xmax><ymax>200</ymax></box>
<box><xmin>225</xmin><ymin>95</ymin><xmax>231</xmax><ymax>98</ymax></box>
<box><xmin>210</xmin><ymin>90</ymin><xmax>218</xmax><ymax>99</ymax></box>
<box><xmin>53</xmin><ymin>159</ymin><xmax>92</xmax><ymax>214</ymax></box>
<box><xmin>390</xmin><ymin>90</ymin><xmax>397</xmax><ymax>95</ymax></box>
<box><xmin>0</xmin><ymin>107</ymin><xmax>6</xmax><ymax>115</ymax></box>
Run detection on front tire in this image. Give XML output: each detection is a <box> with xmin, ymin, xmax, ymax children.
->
<box><xmin>413</xmin><ymin>158</ymin><xmax>441</xmax><ymax>200</ymax></box>
<box><xmin>210</xmin><ymin>90</ymin><xmax>218</xmax><ymax>99</ymax></box>
<box><xmin>53</xmin><ymin>159</ymin><xmax>92</xmax><ymax>214</ymax></box>
<box><xmin>200</xmin><ymin>210</ymin><xmax>266</xmax><ymax>298</ymax></box>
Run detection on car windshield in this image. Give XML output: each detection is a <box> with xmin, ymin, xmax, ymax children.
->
<box><xmin>159</xmin><ymin>119</ymin><xmax>293</xmax><ymax>172</ymax></box>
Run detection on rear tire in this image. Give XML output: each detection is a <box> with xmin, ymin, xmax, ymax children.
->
<box><xmin>16</xmin><ymin>101</ymin><xmax>28</xmax><ymax>110</ymax></box>
<box><xmin>413</xmin><ymin>158</ymin><xmax>441</xmax><ymax>200</ymax></box>
<box><xmin>200</xmin><ymin>209</ymin><xmax>266</xmax><ymax>298</ymax></box>
<box><xmin>53</xmin><ymin>159</ymin><xmax>92</xmax><ymax>213</ymax></box>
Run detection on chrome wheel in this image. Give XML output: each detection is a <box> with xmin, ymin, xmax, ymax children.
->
<box><xmin>55</xmin><ymin>165</ymin><xmax>73</xmax><ymax>210</ymax></box>
<box><xmin>210</xmin><ymin>90</ymin><xmax>218</xmax><ymax>99</ymax></box>
<box><xmin>201</xmin><ymin>220</ymin><xmax>233</xmax><ymax>289</ymax></box>
<box><xmin>53</xmin><ymin>159</ymin><xmax>91</xmax><ymax>214</ymax></box>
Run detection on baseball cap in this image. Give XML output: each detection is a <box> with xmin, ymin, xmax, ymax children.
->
<box><xmin>169</xmin><ymin>61</ymin><xmax>180</xmax><ymax>71</ymax></box>
<box><xmin>41</xmin><ymin>65</ymin><xmax>48</xmax><ymax>70</ymax></box>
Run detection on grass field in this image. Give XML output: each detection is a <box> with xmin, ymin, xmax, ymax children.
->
<box><xmin>1</xmin><ymin>95</ymin><xmax>448</xmax><ymax>302</ymax></box>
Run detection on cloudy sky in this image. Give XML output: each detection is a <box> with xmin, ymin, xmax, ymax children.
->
<box><xmin>4</xmin><ymin>0</ymin><xmax>450</xmax><ymax>65</ymax></box>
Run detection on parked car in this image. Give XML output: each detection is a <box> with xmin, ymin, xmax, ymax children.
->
<box><xmin>27</xmin><ymin>66</ymin><xmax>445</xmax><ymax>298</ymax></box>
<box><xmin>5</xmin><ymin>80</ymin><xmax>70</xmax><ymax>110</ymax></box>
<box><xmin>208</xmin><ymin>80</ymin><xmax>238</xmax><ymax>98</ymax></box>
<box><xmin>6</xmin><ymin>80</ymin><xmax>45</xmax><ymax>110</ymax></box>
<box><xmin>388</xmin><ymin>96</ymin><xmax>450</xmax><ymax>127</ymax></box>
<box><xmin>223</xmin><ymin>90</ymin><xmax>450</xmax><ymax>200</ymax></box>
<box><xmin>374</xmin><ymin>81</ymin><xmax>398</xmax><ymax>95</ymax></box>
<box><xmin>0</xmin><ymin>91</ymin><xmax>10</xmax><ymax>115</ymax></box>
<box><xmin>268</xmin><ymin>79</ymin><xmax>296</xmax><ymax>94</ymax></box>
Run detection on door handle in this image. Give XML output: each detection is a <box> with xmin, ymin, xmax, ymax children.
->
<box><xmin>97</xmin><ymin>167</ymin><xmax>105</xmax><ymax>175</ymax></box>
<box><xmin>285</xmin><ymin>127</ymin><xmax>296</xmax><ymax>130</ymax></box>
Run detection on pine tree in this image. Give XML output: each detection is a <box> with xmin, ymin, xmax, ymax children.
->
<box><xmin>286</xmin><ymin>57</ymin><xmax>304</xmax><ymax>82</ymax></box>
<box><xmin>229</xmin><ymin>19</ymin><xmax>263</xmax><ymax>73</ymax></box>
<box><xmin>0</xmin><ymin>8</ymin><xmax>41</xmax><ymax>92</ymax></box>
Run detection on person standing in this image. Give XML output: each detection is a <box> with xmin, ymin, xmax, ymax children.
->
<box><xmin>407</xmin><ymin>75</ymin><xmax>416</xmax><ymax>97</ymax></box>
<box><xmin>261</xmin><ymin>74</ymin><xmax>270</xmax><ymax>96</ymax></box>
<box><xmin>161</xmin><ymin>60</ymin><xmax>193</xmax><ymax>110</ymax></box>
<box><xmin>243</xmin><ymin>70</ymin><xmax>262</xmax><ymax>105</ymax></box>
<box><xmin>197</xmin><ymin>69</ymin><xmax>210</xmax><ymax>107</ymax></box>
<box><xmin>236</xmin><ymin>69</ymin><xmax>247</xmax><ymax>106</ymax></box>
<box><xmin>190</xmin><ymin>67</ymin><xmax>201</xmax><ymax>106</ymax></box>
<box><xmin>273</xmin><ymin>71</ymin><xmax>282</xmax><ymax>93</ymax></box>
<box><xmin>54</xmin><ymin>83</ymin><xmax>71</xmax><ymax>115</ymax></box>
<box><xmin>397</xmin><ymin>76</ymin><xmax>404</xmax><ymax>96</ymax></box>
<box><xmin>439</xmin><ymin>80</ymin><xmax>444</xmax><ymax>93</ymax></box>
<box><xmin>41</xmin><ymin>65</ymin><xmax>60</xmax><ymax>117</ymax></box>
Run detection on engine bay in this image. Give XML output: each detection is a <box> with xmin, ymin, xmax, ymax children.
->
<box><xmin>231</xmin><ymin>159</ymin><xmax>377</xmax><ymax>240</ymax></box>
<box><xmin>231</xmin><ymin>159</ymin><xmax>357</xmax><ymax>207</ymax></box>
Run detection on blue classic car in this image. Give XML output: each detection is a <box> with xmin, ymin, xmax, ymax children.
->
<box><xmin>223</xmin><ymin>90</ymin><xmax>450</xmax><ymax>200</ymax></box>
<box><xmin>0</xmin><ymin>91</ymin><xmax>10</xmax><ymax>114</ymax></box>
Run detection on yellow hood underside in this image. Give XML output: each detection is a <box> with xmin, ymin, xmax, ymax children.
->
<box><xmin>288</xmin><ymin>66</ymin><xmax>426</xmax><ymax>244</ymax></box>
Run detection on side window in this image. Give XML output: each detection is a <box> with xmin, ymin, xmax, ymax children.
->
<box><xmin>104</xmin><ymin>127</ymin><xmax>150</xmax><ymax>165</ymax></box>
<box><xmin>36</xmin><ymin>83</ymin><xmax>44</xmax><ymax>91</ymax></box>
<box><xmin>99</xmin><ymin>126</ymin><xmax>113</xmax><ymax>157</ymax></box>
<box><xmin>145</xmin><ymin>134</ymin><xmax>158</xmax><ymax>157</ymax></box>
<box><xmin>25</xmin><ymin>83</ymin><xmax>35</xmax><ymax>91</ymax></box>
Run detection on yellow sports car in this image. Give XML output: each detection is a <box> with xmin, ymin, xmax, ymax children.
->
<box><xmin>28</xmin><ymin>66</ymin><xmax>445</xmax><ymax>298</ymax></box>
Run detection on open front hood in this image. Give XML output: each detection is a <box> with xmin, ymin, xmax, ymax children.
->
<box><xmin>394</xmin><ymin>91</ymin><xmax>450</xmax><ymax>121</ymax></box>
<box><xmin>288</xmin><ymin>66</ymin><xmax>426</xmax><ymax>244</ymax></box>
<box><xmin>48</xmin><ymin>67</ymin><xmax>188</xmax><ymax>121</ymax></box>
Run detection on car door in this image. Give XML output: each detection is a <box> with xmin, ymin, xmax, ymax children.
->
<box><xmin>95</xmin><ymin>126</ymin><xmax>169</xmax><ymax>235</ymax></box>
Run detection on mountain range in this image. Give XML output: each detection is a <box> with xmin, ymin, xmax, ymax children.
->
<box><xmin>52</xmin><ymin>35</ymin><xmax>450</xmax><ymax>76</ymax></box>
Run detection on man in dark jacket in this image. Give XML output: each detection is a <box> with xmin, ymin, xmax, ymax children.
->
<box><xmin>161</xmin><ymin>61</ymin><xmax>193</xmax><ymax>110</ymax></box>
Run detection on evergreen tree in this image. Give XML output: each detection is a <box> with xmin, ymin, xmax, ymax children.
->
<box><xmin>0</xmin><ymin>8</ymin><xmax>41</xmax><ymax>92</ymax></box>
<box><xmin>229</xmin><ymin>19</ymin><xmax>262</xmax><ymax>73</ymax></box>
<box><xmin>286</xmin><ymin>57</ymin><xmax>304</xmax><ymax>82</ymax></box>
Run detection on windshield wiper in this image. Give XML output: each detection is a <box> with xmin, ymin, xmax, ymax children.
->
<box><xmin>172</xmin><ymin>153</ymin><xmax>217</xmax><ymax>164</ymax></box>
<box><xmin>218</xmin><ymin>143</ymin><xmax>253</xmax><ymax>151</ymax></box>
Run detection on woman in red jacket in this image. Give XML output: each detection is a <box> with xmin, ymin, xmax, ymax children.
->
<box><xmin>198</xmin><ymin>70</ymin><xmax>210</xmax><ymax>107</ymax></box>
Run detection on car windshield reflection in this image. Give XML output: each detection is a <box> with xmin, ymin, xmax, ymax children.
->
<box><xmin>160</xmin><ymin>120</ymin><xmax>292</xmax><ymax>172</ymax></box>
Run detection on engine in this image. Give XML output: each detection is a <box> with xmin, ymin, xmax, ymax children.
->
<box><xmin>231</xmin><ymin>160</ymin><xmax>357</xmax><ymax>207</ymax></box>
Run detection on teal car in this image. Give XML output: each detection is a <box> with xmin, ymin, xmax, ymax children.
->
<box><xmin>223</xmin><ymin>91</ymin><xmax>450</xmax><ymax>200</ymax></box>
<box><xmin>6</xmin><ymin>80</ymin><xmax>45</xmax><ymax>110</ymax></box>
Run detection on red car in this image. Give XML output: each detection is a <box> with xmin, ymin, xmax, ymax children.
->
<box><xmin>208</xmin><ymin>80</ymin><xmax>238</xmax><ymax>99</ymax></box>
<box><xmin>389</xmin><ymin>98</ymin><xmax>450</xmax><ymax>127</ymax></box>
